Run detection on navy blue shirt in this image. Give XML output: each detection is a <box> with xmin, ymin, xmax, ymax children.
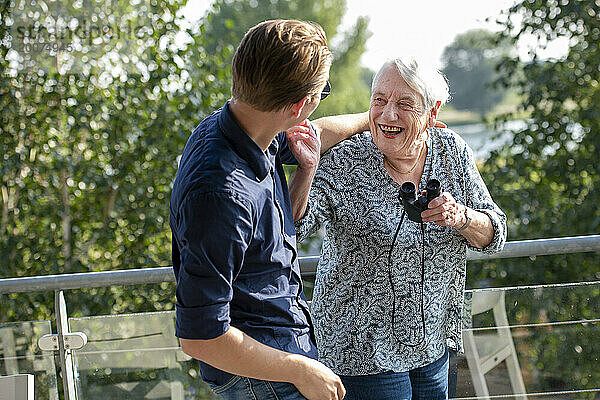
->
<box><xmin>169</xmin><ymin>102</ymin><xmax>318</xmax><ymax>385</ymax></box>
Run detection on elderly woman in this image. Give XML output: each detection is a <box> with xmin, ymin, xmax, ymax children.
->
<box><xmin>288</xmin><ymin>57</ymin><xmax>507</xmax><ymax>399</ymax></box>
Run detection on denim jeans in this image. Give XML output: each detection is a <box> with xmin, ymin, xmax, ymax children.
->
<box><xmin>207</xmin><ymin>375</ymin><xmax>307</xmax><ymax>400</ymax></box>
<box><xmin>340</xmin><ymin>349</ymin><xmax>449</xmax><ymax>400</ymax></box>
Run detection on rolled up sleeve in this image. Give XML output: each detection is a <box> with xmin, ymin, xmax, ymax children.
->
<box><xmin>173</xmin><ymin>190</ymin><xmax>253</xmax><ymax>339</ymax></box>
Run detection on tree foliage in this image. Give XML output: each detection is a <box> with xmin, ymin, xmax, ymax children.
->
<box><xmin>1</xmin><ymin>0</ymin><xmax>215</xmax><ymax>321</ymax></box>
<box><xmin>478</xmin><ymin>0</ymin><xmax>600</xmax><ymax>278</ymax></box>
<box><xmin>0</xmin><ymin>0</ymin><xmax>233</xmax><ymax>322</ymax></box>
<box><xmin>468</xmin><ymin>1</ymin><xmax>600</xmax><ymax>395</ymax></box>
<box><xmin>441</xmin><ymin>29</ymin><xmax>511</xmax><ymax>116</ymax></box>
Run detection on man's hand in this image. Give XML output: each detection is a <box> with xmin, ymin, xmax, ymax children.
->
<box><xmin>286</xmin><ymin>119</ymin><xmax>321</xmax><ymax>169</ymax></box>
<box><xmin>180</xmin><ymin>328</ymin><xmax>346</xmax><ymax>399</ymax></box>
<box><xmin>290</xmin><ymin>355</ymin><xmax>346</xmax><ymax>400</ymax></box>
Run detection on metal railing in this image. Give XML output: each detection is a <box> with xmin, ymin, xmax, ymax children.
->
<box><xmin>2</xmin><ymin>235</ymin><xmax>599</xmax><ymax>294</ymax></box>
<box><xmin>0</xmin><ymin>234</ymin><xmax>599</xmax><ymax>400</ymax></box>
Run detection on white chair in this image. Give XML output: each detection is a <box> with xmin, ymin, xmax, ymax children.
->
<box><xmin>463</xmin><ymin>290</ymin><xmax>528</xmax><ymax>400</ymax></box>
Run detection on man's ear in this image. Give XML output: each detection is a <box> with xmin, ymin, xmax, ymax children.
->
<box><xmin>290</xmin><ymin>97</ymin><xmax>309</xmax><ymax>119</ymax></box>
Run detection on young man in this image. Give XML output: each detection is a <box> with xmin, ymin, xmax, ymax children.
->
<box><xmin>169</xmin><ymin>20</ymin><xmax>366</xmax><ymax>400</ymax></box>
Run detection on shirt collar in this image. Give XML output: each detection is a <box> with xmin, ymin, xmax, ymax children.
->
<box><xmin>218</xmin><ymin>101</ymin><xmax>273</xmax><ymax>181</ymax></box>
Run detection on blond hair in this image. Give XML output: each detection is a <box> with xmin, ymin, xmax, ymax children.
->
<box><xmin>232</xmin><ymin>19</ymin><xmax>332</xmax><ymax>112</ymax></box>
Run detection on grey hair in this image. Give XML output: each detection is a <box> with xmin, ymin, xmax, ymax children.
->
<box><xmin>372</xmin><ymin>56</ymin><xmax>450</xmax><ymax>111</ymax></box>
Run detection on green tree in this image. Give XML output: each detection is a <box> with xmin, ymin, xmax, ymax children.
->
<box><xmin>441</xmin><ymin>29</ymin><xmax>511</xmax><ymax>117</ymax></box>
<box><xmin>469</xmin><ymin>1</ymin><xmax>600</xmax><ymax>396</ymax></box>
<box><xmin>0</xmin><ymin>0</ymin><xmax>230</xmax><ymax>321</ymax></box>
<box><xmin>477</xmin><ymin>0</ymin><xmax>600</xmax><ymax>283</ymax></box>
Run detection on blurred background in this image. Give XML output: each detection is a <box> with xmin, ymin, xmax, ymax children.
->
<box><xmin>1</xmin><ymin>0</ymin><xmax>599</xmax><ymax>398</ymax></box>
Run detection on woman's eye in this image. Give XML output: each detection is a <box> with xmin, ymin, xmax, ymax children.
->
<box><xmin>399</xmin><ymin>102</ymin><xmax>421</xmax><ymax>113</ymax></box>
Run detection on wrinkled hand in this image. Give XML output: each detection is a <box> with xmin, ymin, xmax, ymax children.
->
<box><xmin>421</xmin><ymin>191</ymin><xmax>466</xmax><ymax>228</ymax></box>
<box><xmin>286</xmin><ymin>119</ymin><xmax>321</xmax><ymax>170</ymax></box>
<box><xmin>292</xmin><ymin>356</ymin><xmax>346</xmax><ymax>400</ymax></box>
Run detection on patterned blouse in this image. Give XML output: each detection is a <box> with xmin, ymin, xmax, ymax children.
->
<box><xmin>295</xmin><ymin>128</ymin><xmax>507</xmax><ymax>375</ymax></box>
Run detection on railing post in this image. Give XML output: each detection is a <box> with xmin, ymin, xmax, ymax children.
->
<box><xmin>55</xmin><ymin>290</ymin><xmax>77</xmax><ymax>400</ymax></box>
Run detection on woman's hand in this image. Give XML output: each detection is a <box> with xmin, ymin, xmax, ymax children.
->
<box><xmin>422</xmin><ymin>191</ymin><xmax>496</xmax><ymax>248</ymax></box>
<box><xmin>286</xmin><ymin>119</ymin><xmax>321</xmax><ymax>170</ymax></box>
<box><xmin>421</xmin><ymin>191</ymin><xmax>466</xmax><ymax>228</ymax></box>
<box><xmin>287</xmin><ymin>120</ymin><xmax>322</xmax><ymax>221</ymax></box>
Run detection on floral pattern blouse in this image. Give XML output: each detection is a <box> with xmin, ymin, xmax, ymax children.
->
<box><xmin>295</xmin><ymin>128</ymin><xmax>507</xmax><ymax>375</ymax></box>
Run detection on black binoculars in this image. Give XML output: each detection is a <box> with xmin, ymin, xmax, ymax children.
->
<box><xmin>399</xmin><ymin>179</ymin><xmax>442</xmax><ymax>223</ymax></box>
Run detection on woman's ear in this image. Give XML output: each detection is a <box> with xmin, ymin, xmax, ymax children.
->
<box><xmin>428</xmin><ymin>101</ymin><xmax>442</xmax><ymax>128</ymax></box>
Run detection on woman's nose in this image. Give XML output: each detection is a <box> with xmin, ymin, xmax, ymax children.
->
<box><xmin>381</xmin><ymin>102</ymin><xmax>398</xmax><ymax>121</ymax></box>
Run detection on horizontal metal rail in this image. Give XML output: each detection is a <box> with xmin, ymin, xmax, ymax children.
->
<box><xmin>466</xmin><ymin>234</ymin><xmax>600</xmax><ymax>260</ymax></box>
<box><xmin>0</xmin><ymin>235</ymin><xmax>599</xmax><ymax>294</ymax></box>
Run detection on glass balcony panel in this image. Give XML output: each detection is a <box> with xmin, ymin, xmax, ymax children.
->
<box><xmin>455</xmin><ymin>282</ymin><xmax>600</xmax><ymax>399</ymax></box>
<box><xmin>69</xmin><ymin>311</ymin><xmax>217</xmax><ymax>400</ymax></box>
<box><xmin>466</xmin><ymin>281</ymin><xmax>600</xmax><ymax>328</ymax></box>
<box><xmin>0</xmin><ymin>320</ymin><xmax>59</xmax><ymax>400</ymax></box>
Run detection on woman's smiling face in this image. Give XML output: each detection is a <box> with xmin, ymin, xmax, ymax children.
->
<box><xmin>369</xmin><ymin>64</ymin><xmax>431</xmax><ymax>157</ymax></box>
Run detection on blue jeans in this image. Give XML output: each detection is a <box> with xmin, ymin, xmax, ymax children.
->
<box><xmin>207</xmin><ymin>375</ymin><xmax>307</xmax><ymax>400</ymax></box>
<box><xmin>340</xmin><ymin>349</ymin><xmax>449</xmax><ymax>400</ymax></box>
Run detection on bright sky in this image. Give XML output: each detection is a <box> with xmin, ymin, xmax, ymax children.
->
<box><xmin>185</xmin><ymin>0</ymin><xmax>569</xmax><ymax>71</ymax></box>
<box><xmin>341</xmin><ymin>0</ymin><xmax>517</xmax><ymax>70</ymax></box>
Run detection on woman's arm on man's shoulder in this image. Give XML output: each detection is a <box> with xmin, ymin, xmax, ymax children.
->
<box><xmin>313</xmin><ymin>112</ymin><xmax>369</xmax><ymax>154</ymax></box>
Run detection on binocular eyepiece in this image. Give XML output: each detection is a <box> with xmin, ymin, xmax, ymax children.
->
<box><xmin>399</xmin><ymin>179</ymin><xmax>441</xmax><ymax>223</ymax></box>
